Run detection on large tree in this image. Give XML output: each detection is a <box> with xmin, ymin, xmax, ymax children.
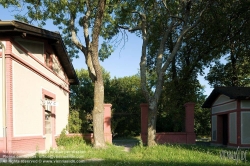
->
<box><xmin>156</xmin><ymin>0</ymin><xmax>250</xmax><ymax>137</ymax></box>
<box><xmin>156</xmin><ymin>27</ymin><xmax>211</xmax><ymax>135</ymax></box>
<box><xmin>69</xmin><ymin>69</ymin><xmax>146</xmax><ymax>137</ymax></box>
<box><xmin>0</xmin><ymin>0</ymin><xmax>113</xmax><ymax>148</ymax></box>
<box><xmin>204</xmin><ymin>0</ymin><xmax>250</xmax><ymax>87</ymax></box>
<box><xmin>114</xmin><ymin>0</ymin><xmax>209</xmax><ymax>146</ymax></box>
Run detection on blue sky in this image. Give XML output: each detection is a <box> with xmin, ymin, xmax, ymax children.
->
<box><xmin>0</xmin><ymin>6</ymin><xmax>213</xmax><ymax>96</ymax></box>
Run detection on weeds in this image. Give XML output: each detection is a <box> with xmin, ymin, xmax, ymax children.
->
<box><xmin>55</xmin><ymin>129</ymin><xmax>86</xmax><ymax>147</ymax></box>
<box><xmin>1</xmin><ymin>138</ymin><xmax>250</xmax><ymax>166</ymax></box>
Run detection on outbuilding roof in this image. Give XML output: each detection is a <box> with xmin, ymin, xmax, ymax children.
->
<box><xmin>0</xmin><ymin>20</ymin><xmax>78</xmax><ymax>85</ymax></box>
<box><xmin>202</xmin><ymin>87</ymin><xmax>250</xmax><ymax>108</ymax></box>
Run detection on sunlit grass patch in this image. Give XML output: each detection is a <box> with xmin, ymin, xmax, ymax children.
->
<box><xmin>1</xmin><ymin>141</ymin><xmax>249</xmax><ymax>166</ymax></box>
<box><xmin>128</xmin><ymin>144</ymin><xmax>249</xmax><ymax>165</ymax></box>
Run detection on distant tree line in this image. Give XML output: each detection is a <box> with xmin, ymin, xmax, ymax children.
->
<box><xmin>69</xmin><ymin>68</ymin><xmax>210</xmax><ymax>138</ymax></box>
<box><xmin>3</xmin><ymin>0</ymin><xmax>249</xmax><ymax>146</ymax></box>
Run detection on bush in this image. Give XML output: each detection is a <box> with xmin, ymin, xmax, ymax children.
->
<box><xmin>56</xmin><ymin>129</ymin><xmax>85</xmax><ymax>147</ymax></box>
<box><xmin>68</xmin><ymin>109</ymin><xmax>82</xmax><ymax>133</ymax></box>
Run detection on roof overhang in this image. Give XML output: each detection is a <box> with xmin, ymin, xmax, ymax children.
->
<box><xmin>202</xmin><ymin>87</ymin><xmax>250</xmax><ymax>108</ymax></box>
<box><xmin>0</xmin><ymin>20</ymin><xmax>79</xmax><ymax>85</ymax></box>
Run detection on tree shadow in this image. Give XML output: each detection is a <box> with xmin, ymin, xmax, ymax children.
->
<box><xmin>1</xmin><ymin>157</ymin><xmax>247</xmax><ymax>166</ymax></box>
<box><xmin>112</xmin><ymin>137</ymin><xmax>140</xmax><ymax>148</ymax></box>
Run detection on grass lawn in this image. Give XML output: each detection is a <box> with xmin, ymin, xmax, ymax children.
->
<box><xmin>1</xmin><ymin>138</ymin><xmax>249</xmax><ymax>165</ymax></box>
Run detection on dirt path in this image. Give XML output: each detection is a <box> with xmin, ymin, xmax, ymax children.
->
<box><xmin>112</xmin><ymin>138</ymin><xmax>139</xmax><ymax>152</ymax></box>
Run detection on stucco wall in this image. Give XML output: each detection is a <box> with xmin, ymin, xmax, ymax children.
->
<box><xmin>0</xmin><ymin>58</ymin><xmax>2</xmax><ymax>137</ymax></box>
<box><xmin>12</xmin><ymin>43</ymin><xmax>69</xmax><ymax>137</ymax></box>
<box><xmin>229</xmin><ymin>112</ymin><xmax>237</xmax><ymax>144</ymax></box>
<box><xmin>213</xmin><ymin>95</ymin><xmax>234</xmax><ymax>105</ymax></box>
<box><xmin>212</xmin><ymin>95</ymin><xmax>237</xmax><ymax>114</ymax></box>
<box><xmin>55</xmin><ymin>89</ymin><xmax>69</xmax><ymax>135</ymax></box>
<box><xmin>52</xmin><ymin>55</ymin><xmax>67</xmax><ymax>81</ymax></box>
<box><xmin>13</xmin><ymin>38</ymin><xmax>68</xmax><ymax>81</ymax></box>
<box><xmin>241</xmin><ymin>100</ymin><xmax>250</xmax><ymax>109</ymax></box>
<box><xmin>241</xmin><ymin>112</ymin><xmax>250</xmax><ymax>144</ymax></box>
<box><xmin>15</xmin><ymin>38</ymin><xmax>44</xmax><ymax>63</ymax></box>
<box><xmin>13</xmin><ymin>61</ymin><xmax>43</xmax><ymax>136</ymax></box>
<box><xmin>12</xmin><ymin>44</ymin><xmax>67</xmax><ymax>85</ymax></box>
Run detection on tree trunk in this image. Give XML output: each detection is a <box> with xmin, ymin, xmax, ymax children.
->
<box><xmin>147</xmin><ymin>104</ymin><xmax>157</xmax><ymax>146</ymax></box>
<box><xmin>92</xmin><ymin>79</ymin><xmax>105</xmax><ymax>148</ymax></box>
<box><xmin>90</xmin><ymin>38</ymin><xmax>105</xmax><ymax>148</ymax></box>
<box><xmin>90</xmin><ymin>0</ymin><xmax>106</xmax><ymax>148</ymax></box>
<box><xmin>91</xmin><ymin>44</ymin><xmax>105</xmax><ymax>147</ymax></box>
<box><xmin>230</xmin><ymin>42</ymin><xmax>237</xmax><ymax>87</ymax></box>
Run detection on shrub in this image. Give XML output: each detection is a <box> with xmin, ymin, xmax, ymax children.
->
<box><xmin>56</xmin><ymin>129</ymin><xmax>85</xmax><ymax>147</ymax></box>
<box><xmin>68</xmin><ymin>109</ymin><xmax>82</xmax><ymax>133</ymax></box>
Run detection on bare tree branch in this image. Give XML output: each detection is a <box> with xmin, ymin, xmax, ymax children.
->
<box><xmin>70</xmin><ymin>14</ymin><xmax>87</xmax><ymax>54</ymax></box>
<box><xmin>118</xmin><ymin>25</ymin><xmax>142</xmax><ymax>32</ymax></box>
<box><xmin>139</xmin><ymin>13</ymin><xmax>150</xmax><ymax>102</ymax></box>
<box><xmin>161</xmin><ymin>1</ymin><xmax>208</xmax><ymax>74</ymax></box>
<box><xmin>155</xmin><ymin>21</ymin><xmax>175</xmax><ymax>77</ymax></box>
<box><xmin>70</xmin><ymin>12</ymin><xmax>96</xmax><ymax>80</ymax></box>
<box><xmin>83</xmin><ymin>0</ymin><xmax>91</xmax><ymax>49</ymax></box>
<box><xmin>161</xmin><ymin>0</ymin><xmax>185</xmax><ymax>22</ymax></box>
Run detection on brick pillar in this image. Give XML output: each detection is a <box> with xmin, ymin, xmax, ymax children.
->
<box><xmin>140</xmin><ymin>103</ymin><xmax>148</xmax><ymax>145</ymax></box>
<box><xmin>104</xmin><ymin>103</ymin><xmax>112</xmax><ymax>144</ymax></box>
<box><xmin>184</xmin><ymin>102</ymin><xmax>196</xmax><ymax>144</ymax></box>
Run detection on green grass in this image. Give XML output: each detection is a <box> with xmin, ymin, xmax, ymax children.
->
<box><xmin>1</xmin><ymin>140</ymin><xmax>249</xmax><ymax>165</ymax></box>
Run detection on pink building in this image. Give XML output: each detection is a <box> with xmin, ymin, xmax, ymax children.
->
<box><xmin>203</xmin><ymin>87</ymin><xmax>250</xmax><ymax>148</ymax></box>
<box><xmin>0</xmin><ymin>21</ymin><xmax>78</xmax><ymax>155</ymax></box>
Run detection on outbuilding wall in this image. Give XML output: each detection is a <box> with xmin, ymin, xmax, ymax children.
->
<box><xmin>211</xmin><ymin>94</ymin><xmax>250</xmax><ymax>147</ymax></box>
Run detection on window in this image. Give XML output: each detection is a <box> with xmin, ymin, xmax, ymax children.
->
<box><xmin>44</xmin><ymin>97</ymin><xmax>52</xmax><ymax>134</ymax></box>
<box><xmin>45</xmin><ymin>52</ymin><xmax>53</xmax><ymax>69</ymax></box>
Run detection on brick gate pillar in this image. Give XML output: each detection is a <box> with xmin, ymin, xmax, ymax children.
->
<box><xmin>104</xmin><ymin>103</ymin><xmax>112</xmax><ymax>144</ymax></box>
<box><xmin>140</xmin><ymin>103</ymin><xmax>149</xmax><ymax>145</ymax></box>
<box><xmin>184</xmin><ymin>102</ymin><xmax>196</xmax><ymax>144</ymax></box>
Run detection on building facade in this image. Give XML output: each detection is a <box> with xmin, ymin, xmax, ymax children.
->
<box><xmin>203</xmin><ymin>87</ymin><xmax>250</xmax><ymax>148</ymax></box>
<box><xmin>0</xmin><ymin>21</ymin><xmax>78</xmax><ymax>155</ymax></box>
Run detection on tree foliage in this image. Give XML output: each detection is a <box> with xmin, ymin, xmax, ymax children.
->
<box><xmin>113</xmin><ymin>0</ymin><xmax>209</xmax><ymax>146</ymax></box>
<box><xmin>156</xmin><ymin>31</ymin><xmax>211</xmax><ymax>135</ymax></box>
<box><xmin>106</xmin><ymin>75</ymin><xmax>146</xmax><ymax>137</ymax></box>
<box><xmin>69</xmin><ymin>69</ymin><xmax>146</xmax><ymax>137</ymax></box>
<box><xmin>201</xmin><ymin>0</ymin><xmax>250</xmax><ymax>87</ymax></box>
<box><xmin>0</xmin><ymin>0</ymin><xmax>117</xmax><ymax>147</ymax></box>
<box><xmin>2</xmin><ymin>0</ymin><xmax>248</xmax><ymax>145</ymax></box>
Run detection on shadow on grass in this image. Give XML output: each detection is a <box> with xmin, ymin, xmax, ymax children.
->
<box><xmin>0</xmin><ymin>157</ymin><xmax>248</xmax><ymax>166</ymax></box>
<box><xmin>2</xmin><ymin>140</ymin><xmax>249</xmax><ymax>166</ymax></box>
<box><xmin>112</xmin><ymin>137</ymin><xmax>140</xmax><ymax>148</ymax></box>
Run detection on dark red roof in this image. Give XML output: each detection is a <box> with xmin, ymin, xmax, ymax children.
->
<box><xmin>202</xmin><ymin>87</ymin><xmax>250</xmax><ymax>108</ymax></box>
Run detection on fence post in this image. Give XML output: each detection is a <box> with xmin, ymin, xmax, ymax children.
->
<box><xmin>140</xmin><ymin>103</ymin><xmax>149</xmax><ymax>145</ymax></box>
<box><xmin>184</xmin><ymin>102</ymin><xmax>196</xmax><ymax>144</ymax></box>
<box><xmin>104</xmin><ymin>103</ymin><xmax>112</xmax><ymax>144</ymax></box>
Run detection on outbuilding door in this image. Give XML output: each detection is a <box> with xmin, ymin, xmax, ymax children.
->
<box><xmin>222</xmin><ymin>114</ymin><xmax>228</xmax><ymax>145</ymax></box>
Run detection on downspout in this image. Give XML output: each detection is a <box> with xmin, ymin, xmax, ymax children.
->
<box><xmin>0</xmin><ymin>41</ymin><xmax>7</xmax><ymax>153</ymax></box>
